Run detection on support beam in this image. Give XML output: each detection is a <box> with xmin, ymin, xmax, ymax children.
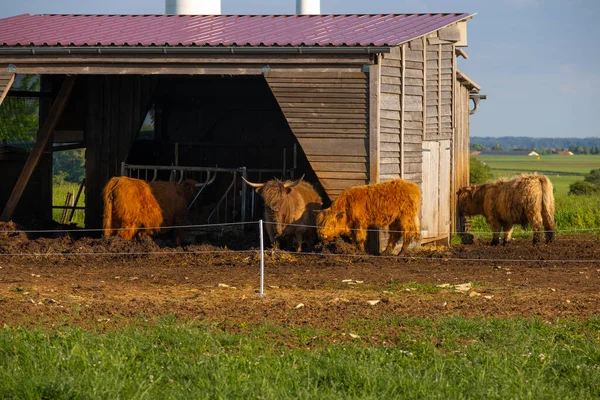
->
<box><xmin>368</xmin><ymin>56</ymin><xmax>381</xmax><ymax>254</ymax></box>
<box><xmin>1</xmin><ymin>75</ymin><xmax>76</xmax><ymax>222</ymax></box>
<box><xmin>0</xmin><ymin>73</ymin><xmax>15</xmax><ymax>106</ymax></box>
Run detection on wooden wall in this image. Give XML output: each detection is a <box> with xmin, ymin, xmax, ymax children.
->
<box><xmin>378</xmin><ymin>26</ymin><xmax>468</xmax><ymax>243</ymax></box>
<box><xmin>265</xmin><ymin>71</ymin><xmax>369</xmax><ymax>201</ymax></box>
<box><xmin>84</xmin><ymin>75</ymin><xmax>156</xmax><ymax>229</ymax></box>
<box><xmin>453</xmin><ymin>80</ymin><xmax>471</xmax><ymax>234</ymax></box>
<box><xmin>0</xmin><ymin>72</ymin><xmax>15</xmax><ymax>106</ymax></box>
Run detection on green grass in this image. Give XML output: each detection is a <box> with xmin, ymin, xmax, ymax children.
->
<box><xmin>476</xmin><ymin>154</ymin><xmax>600</xmax><ymax>176</ymax></box>
<box><xmin>0</xmin><ymin>317</ymin><xmax>599</xmax><ymax>399</ymax></box>
<box><xmin>52</xmin><ymin>181</ymin><xmax>85</xmax><ymax>226</ymax></box>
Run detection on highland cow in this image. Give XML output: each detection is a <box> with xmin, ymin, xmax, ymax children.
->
<box><xmin>316</xmin><ymin>179</ymin><xmax>421</xmax><ymax>255</ymax></box>
<box><xmin>103</xmin><ymin>176</ymin><xmax>198</xmax><ymax>244</ymax></box>
<box><xmin>457</xmin><ymin>173</ymin><xmax>555</xmax><ymax>245</ymax></box>
<box><xmin>243</xmin><ymin>175</ymin><xmax>322</xmax><ymax>252</ymax></box>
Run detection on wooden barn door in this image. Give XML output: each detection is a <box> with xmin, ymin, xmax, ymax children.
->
<box><xmin>421</xmin><ymin>140</ymin><xmax>451</xmax><ymax>242</ymax></box>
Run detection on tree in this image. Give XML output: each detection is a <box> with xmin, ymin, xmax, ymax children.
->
<box><xmin>569</xmin><ymin>181</ymin><xmax>600</xmax><ymax>196</ymax></box>
<box><xmin>0</xmin><ymin>75</ymin><xmax>40</xmax><ymax>142</ymax></box>
<box><xmin>491</xmin><ymin>143</ymin><xmax>503</xmax><ymax>151</ymax></box>
<box><xmin>469</xmin><ymin>157</ymin><xmax>493</xmax><ymax>184</ymax></box>
<box><xmin>583</xmin><ymin>169</ymin><xmax>600</xmax><ymax>187</ymax></box>
<box><xmin>53</xmin><ymin>149</ymin><xmax>85</xmax><ymax>183</ymax></box>
<box><xmin>471</xmin><ymin>143</ymin><xmax>486</xmax><ymax>151</ymax></box>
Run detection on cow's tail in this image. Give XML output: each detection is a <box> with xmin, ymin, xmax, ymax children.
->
<box><xmin>540</xmin><ymin>175</ymin><xmax>555</xmax><ymax>243</ymax></box>
<box><xmin>102</xmin><ymin>178</ymin><xmax>118</xmax><ymax>237</ymax></box>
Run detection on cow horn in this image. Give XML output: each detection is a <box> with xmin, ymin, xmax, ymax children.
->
<box><xmin>283</xmin><ymin>174</ymin><xmax>305</xmax><ymax>188</ymax></box>
<box><xmin>241</xmin><ymin>176</ymin><xmax>264</xmax><ymax>189</ymax></box>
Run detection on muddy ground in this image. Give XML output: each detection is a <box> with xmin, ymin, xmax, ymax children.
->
<box><xmin>0</xmin><ymin>221</ymin><xmax>599</xmax><ymax>336</ymax></box>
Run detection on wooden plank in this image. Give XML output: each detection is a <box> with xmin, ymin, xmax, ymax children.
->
<box><xmin>404</xmin><ymin>85</ymin><xmax>423</xmax><ymax>96</ymax></box>
<box><xmin>405</xmin><ymin>50</ymin><xmax>423</xmax><ymax>62</ymax></box>
<box><xmin>310</xmin><ymin>161</ymin><xmax>368</xmax><ymax>172</ymax></box>
<box><xmin>380</xmin><ymin>118</ymin><xmax>400</xmax><ymax>129</ymax></box>
<box><xmin>283</xmin><ymin>109</ymin><xmax>367</xmax><ymax>116</ymax></box>
<box><xmin>266</xmin><ymin>71</ymin><xmax>367</xmax><ymax>79</ymax></box>
<box><xmin>1</xmin><ymin>75</ymin><xmax>76</xmax><ymax>222</ymax></box>
<box><xmin>317</xmin><ymin>171</ymin><xmax>368</xmax><ymax>180</ymax></box>
<box><xmin>369</xmin><ymin>58</ymin><xmax>381</xmax><ymax>184</ymax></box>
<box><xmin>381</xmin><ymin>164</ymin><xmax>400</xmax><ymax>174</ymax></box>
<box><xmin>270</xmin><ymin>91</ymin><xmax>367</xmax><ymax>99</ymax></box>
<box><xmin>381</xmin><ymin>92</ymin><xmax>400</xmax><ymax>111</ymax></box>
<box><xmin>381</xmin><ymin>142</ymin><xmax>400</xmax><ymax>152</ymax></box>
<box><xmin>381</xmin><ymin>84</ymin><xmax>401</xmax><ymax>95</ymax></box>
<box><xmin>404</xmin><ymin>111</ymin><xmax>423</xmax><ymax>121</ymax></box>
<box><xmin>405</xmin><ymin>78</ymin><xmax>424</xmax><ymax>86</ymax></box>
<box><xmin>268</xmin><ymin>81</ymin><xmax>367</xmax><ymax>89</ymax></box>
<box><xmin>291</xmin><ymin>127</ymin><xmax>367</xmax><ymax>134</ymax></box>
<box><xmin>271</xmin><ymin>87</ymin><xmax>367</xmax><ymax>95</ymax></box>
<box><xmin>286</xmin><ymin>117</ymin><xmax>367</xmax><ymax>125</ymax></box>
<box><xmin>405</xmin><ymin>95</ymin><xmax>423</xmax><ymax>112</ymax></box>
<box><xmin>278</xmin><ymin>102</ymin><xmax>367</xmax><ymax>110</ymax></box>
<box><xmin>400</xmin><ymin>44</ymin><xmax>406</xmax><ymax>179</ymax></box>
<box><xmin>299</xmin><ymin>137</ymin><xmax>368</xmax><ymax>156</ymax></box>
<box><xmin>404</xmin><ymin>69</ymin><xmax>424</xmax><ymax>78</ymax></box>
<box><xmin>0</xmin><ymin>73</ymin><xmax>15</xmax><ymax>106</ymax></box>
<box><xmin>308</xmin><ymin>155</ymin><xmax>367</xmax><ymax>163</ymax></box>
<box><xmin>381</xmin><ymin>66</ymin><xmax>401</xmax><ymax>78</ymax></box>
<box><xmin>380</xmin><ymin>110</ymin><xmax>400</xmax><ymax>120</ymax></box>
<box><xmin>381</xmin><ymin>76</ymin><xmax>401</xmax><ymax>85</ymax></box>
<box><xmin>380</xmin><ymin>133</ymin><xmax>400</xmax><ymax>143</ymax></box>
<box><xmin>409</xmin><ymin>39</ymin><xmax>424</xmax><ymax>50</ymax></box>
<box><xmin>319</xmin><ymin>178</ymin><xmax>367</xmax><ymax>191</ymax></box>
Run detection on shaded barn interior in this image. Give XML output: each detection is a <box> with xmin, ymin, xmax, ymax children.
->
<box><xmin>82</xmin><ymin>74</ymin><xmax>321</xmax><ymax>229</ymax></box>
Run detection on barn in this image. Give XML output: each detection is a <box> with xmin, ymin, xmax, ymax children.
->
<box><xmin>0</xmin><ymin>10</ymin><xmax>483</xmax><ymax>246</ymax></box>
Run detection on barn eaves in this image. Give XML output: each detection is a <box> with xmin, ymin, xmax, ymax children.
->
<box><xmin>0</xmin><ymin>46</ymin><xmax>392</xmax><ymax>56</ymax></box>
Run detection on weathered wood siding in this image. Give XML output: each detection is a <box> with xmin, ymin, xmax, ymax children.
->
<box><xmin>425</xmin><ymin>40</ymin><xmax>454</xmax><ymax>140</ymax></box>
<box><xmin>453</xmin><ymin>80</ymin><xmax>471</xmax><ymax>233</ymax></box>
<box><xmin>265</xmin><ymin>71</ymin><xmax>369</xmax><ymax>201</ymax></box>
<box><xmin>379</xmin><ymin>40</ymin><xmax>425</xmax><ymax>184</ymax></box>
<box><xmin>84</xmin><ymin>75</ymin><xmax>156</xmax><ymax>229</ymax></box>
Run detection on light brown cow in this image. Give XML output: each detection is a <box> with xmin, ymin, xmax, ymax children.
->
<box><xmin>103</xmin><ymin>176</ymin><xmax>198</xmax><ymax>244</ymax></box>
<box><xmin>316</xmin><ymin>179</ymin><xmax>421</xmax><ymax>255</ymax></box>
<box><xmin>457</xmin><ymin>173</ymin><xmax>555</xmax><ymax>245</ymax></box>
<box><xmin>243</xmin><ymin>176</ymin><xmax>322</xmax><ymax>252</ymax></box>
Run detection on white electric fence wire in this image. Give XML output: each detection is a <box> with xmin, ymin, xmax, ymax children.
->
<box><xmin>259</xmin><ymin>219</ymin><xmax>265</xmax><ymax>297</ymax></box>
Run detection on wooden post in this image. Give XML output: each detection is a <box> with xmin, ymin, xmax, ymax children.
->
<box><xmin>0</xmin><ymin>75</ymin><xmax>76</xmax><ymax>222</ymax></box>
<box><xmin>368</xmin><ymin>56</ymin><xmax>381</xmax><ymax>254</ymax></box>
<box><xmin>0</xmin><ymin>73</ymin><xmax>15</xmax><ymax>106</ymax></box>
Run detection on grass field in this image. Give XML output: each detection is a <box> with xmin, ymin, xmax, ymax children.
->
<box><xmin>1</xmin><ymin>317</ymin><xmax>599</xmax><ymax>399</ymax></box>
<box><xmin>476</xmin><ymin>154</ymin><xmax>600</xmax><ymax>176</ymax></box>
<box><xmin>475</xmin><ymin>154</ymin><xmax>600</xmax><ymax>196</ymax></box>
<box><xmin>52</xmin><ymin>181</ymin><xmax>85</xmax><ymax>226</ymax></box>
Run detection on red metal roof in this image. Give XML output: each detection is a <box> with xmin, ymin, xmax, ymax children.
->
<box><xmin>0</xmin><ymin>13</ymin><xmax>471</xmax><ymax>47</ymax></box>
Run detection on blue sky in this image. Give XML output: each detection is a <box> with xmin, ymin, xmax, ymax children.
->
<box><xmin>1</xmin><ymin>0</ymin><xmax>598</xmax><ymax>138</ymax></box>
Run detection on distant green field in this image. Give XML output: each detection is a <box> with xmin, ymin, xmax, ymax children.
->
<box><xmin>476</xmin><ymin>154</ymin><xmax>600</xmax><ymax>175</ymax></box>
<box><xmin>475</xmin><ymin>154</ymin><xmax>600</xmax><ymax>195</ymax></box>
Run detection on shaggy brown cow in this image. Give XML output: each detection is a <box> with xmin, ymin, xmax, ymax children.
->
<box><xmin>103</xmin><ymin>176</ymin><xmax>198</xmax><ymax>244</ymax></box>
<box><xmin>242</xmin><ymin>175</ymin><xmax>322</xmax><ymax>252</ymax></box>
<box><xmin>457</xmin><ymin>173</ymin><xmax>555</xmax><ymax>245</ymax></box>
<box><xmin>316</xmin><ymin>179</ymin><xmax>421</xmax><ymax>255</ymax></box>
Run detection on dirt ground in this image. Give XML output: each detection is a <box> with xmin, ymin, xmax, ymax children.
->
<box><xmin>0</xmin><ymin>221</ymin><xmax>599</xmax><ymax>334</ymax></box>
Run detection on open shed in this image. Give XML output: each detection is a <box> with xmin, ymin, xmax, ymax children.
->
<box><xmin>0</xmin><ymin>13</ymin><xmax>482</xmax><ymax>245</ymax></box>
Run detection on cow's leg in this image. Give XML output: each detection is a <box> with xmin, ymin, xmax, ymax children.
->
<box><xmin>120</xmin><ymin>224</ymin><xmax>137</xmax><ymax>241</ymax></box>
<box><xmin>353</xmin><ymin>226</ymin><xmax>368</xmax><ymax>252</ymax></box>
<box><xmin>293</xmin><ymin>231</ymin><xmax>303</xmax><ymax>252</ymax></box>
<box><xmin>502</xmin><ymin>224</ymin><xmax>514</xmax><ymax>245</ymax></box>
<box><xmin>488</xmin><ymin>218</ymin><xmax>502</xmax><ymax>246</ymax></box>
<box><xmin>265</xmin><ymin>224</ymin><xmax>279</xmax><ymax>249</ymax></box>
<box><xmin>398</xmin><ymin>214</ymin><xmax>418</xmax><ymax>255</ymax></box>
<box><xmin>381</xmin><ymin>220</ymin><xmax>402</xmax><ymax>256</ymax></box>
<box><xmin>529</xmin><ymin>213</ymin><xmax>544</xmax><ymax>245</ymax></box>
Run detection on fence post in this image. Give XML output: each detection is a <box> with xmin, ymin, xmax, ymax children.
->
<box><xmin>259</xmin><ymin>219</ymin><xmax>265</xmax><ymax>297</ymax></box>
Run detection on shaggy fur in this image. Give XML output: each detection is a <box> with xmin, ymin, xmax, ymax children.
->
<box><xmin>457</xmin><ymin>173</ymin><xmax>555</xmax><ymax>245</ymax></box>
<box><xmin>103</xmin><ymin>177</ymin><xmax>163</xmax><ymax>241</ymax></box>
<box><xmin>316</xmin><ymin>179</ymin><xmax>421</xmax><ymax>255</ymax></box>
<box><xmin>252</xmin><ymin>179</ymin><xmax>322</xmax><ymax>252</ymax></box>
<box><xmin>103</xmin><ymin>177</ymin><xmax>198</xmax><ymax>244</ymax></box>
